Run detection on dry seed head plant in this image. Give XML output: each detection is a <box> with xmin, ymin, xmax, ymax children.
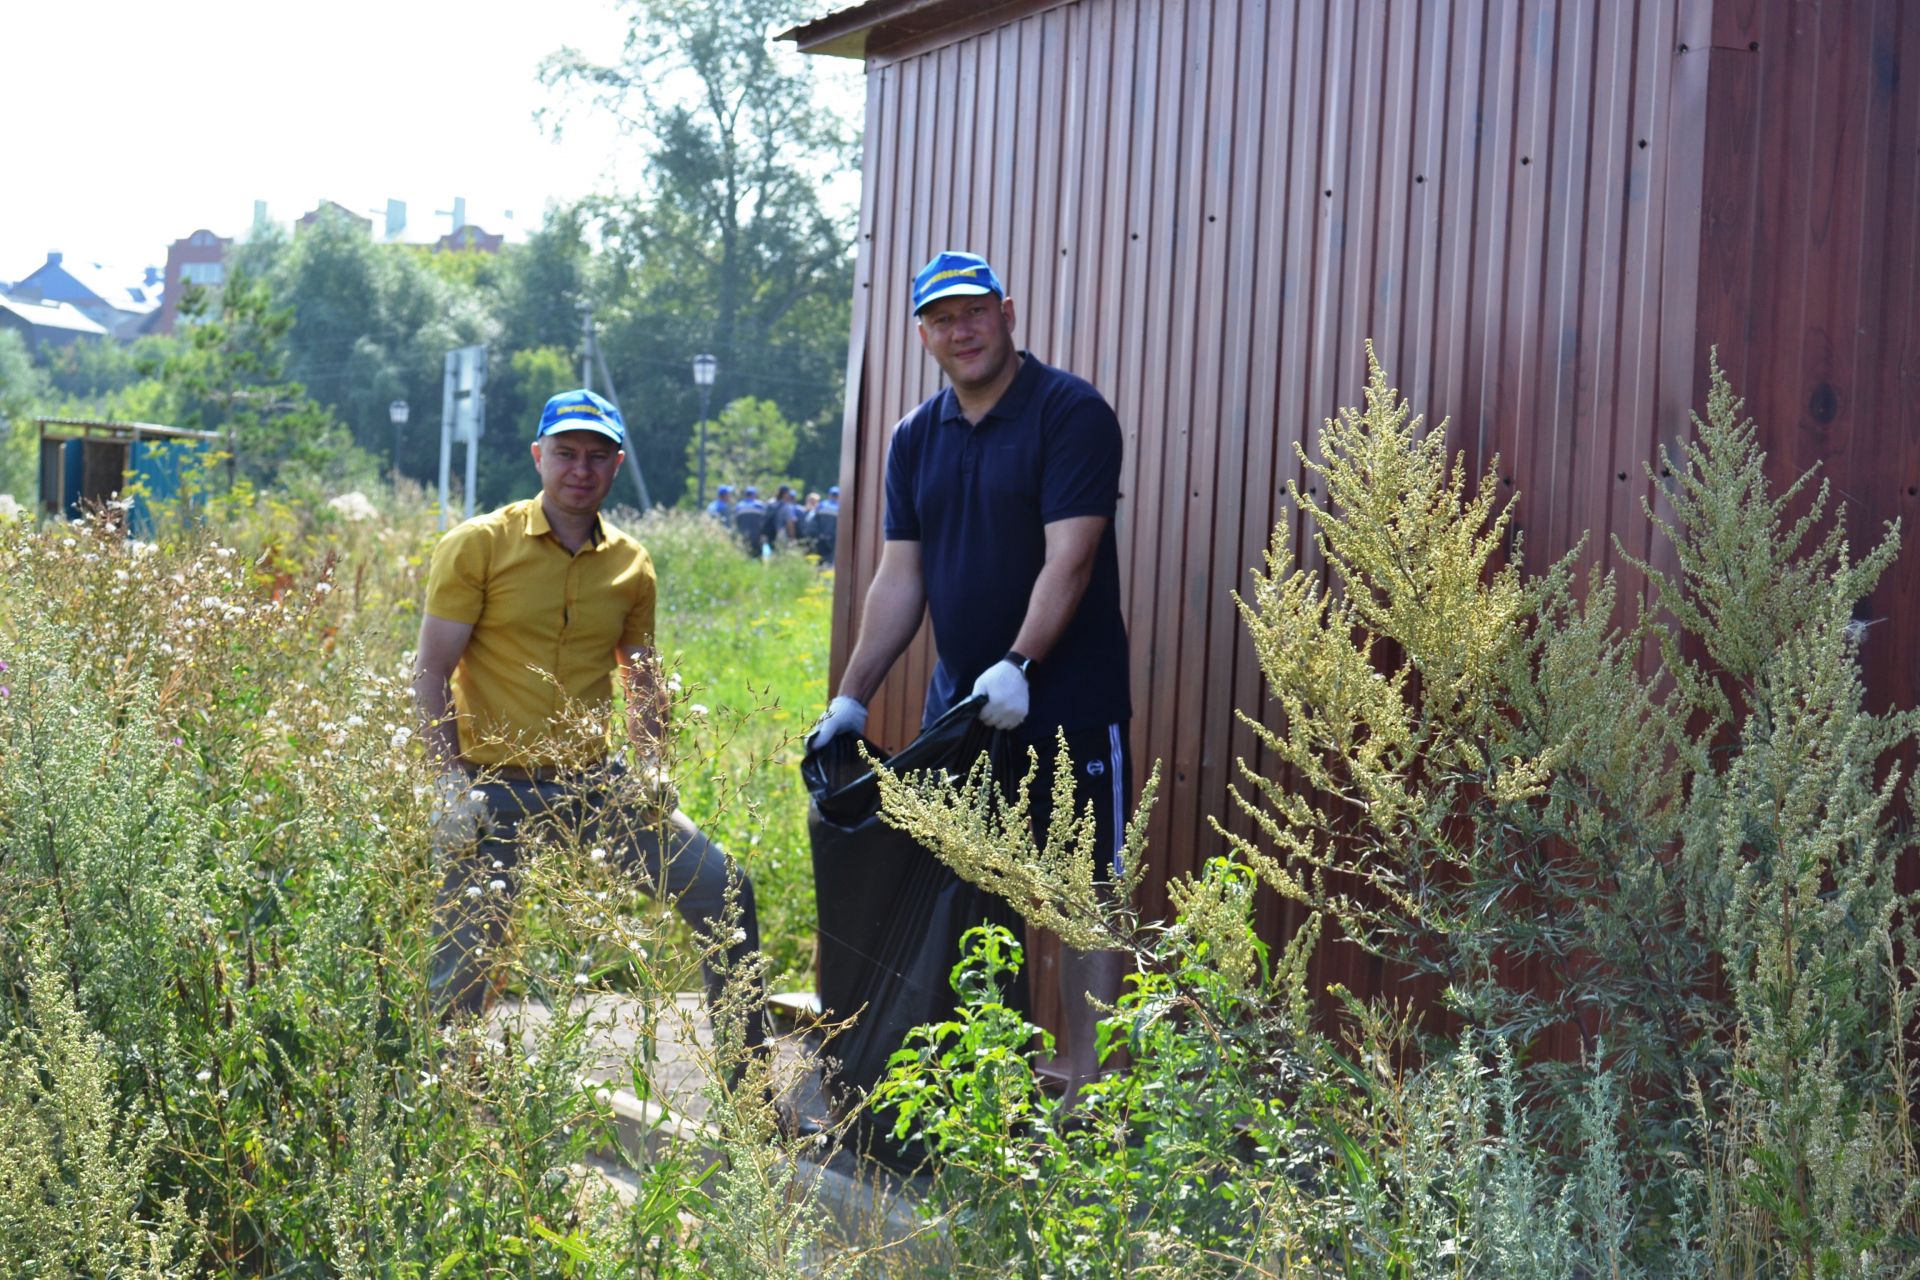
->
<box><xmin>0</xmin><ymin>499</ymin><xmax>852</xmax><ymax>1277</ymax></box>
<box><xmin>871</xmin><ymin>345</ymin><xmax>1920</xmax><ymax>1275</ymax></box>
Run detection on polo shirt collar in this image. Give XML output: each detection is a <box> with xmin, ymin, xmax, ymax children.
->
<box><xmin>525</xmin><ymin>497</ymin><xmax>607</xmax><ymax>549</ymax></box>
<box><xmin>937</xmin><ymin>350</ymin><xmax>1043</xmax><ymax>426</ymax></box>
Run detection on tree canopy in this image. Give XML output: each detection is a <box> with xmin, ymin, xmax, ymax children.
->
<box><xmin>2</xmin><ymin>1</ymin><xmax>859</xmax><ymax>515</ymax></box>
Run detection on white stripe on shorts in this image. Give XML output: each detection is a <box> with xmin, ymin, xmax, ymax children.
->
<box><xmin>1105</xmin><ymin>722</ymin><xmax>1126</xmax><ymax>878</ymax></box>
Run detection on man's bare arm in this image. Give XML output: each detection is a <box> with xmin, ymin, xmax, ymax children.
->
<box><xmin>1008</xmin><ymin>515</ymin><xmax>1107</xmax><ymax>664</ymax></box>
<box><xmin>413</xmin><ymin>614</ymin><xmax>476</xmax><ymax>770</ymax></box>
<box><xmin>836</xmin><ymin>540</ymin><xmax>927</xmax><ymax>705</ymax></box>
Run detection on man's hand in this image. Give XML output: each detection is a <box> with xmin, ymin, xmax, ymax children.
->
<box><xmin>970</xmin><ymin>660</ymin><xmax>1030</xmax><ymax>731</ymax></box>
<box><xmin>807</xmin><ymin>695</ymin><xmax>869</xmax><ymax>750</ymax></box>
<box><xmin>430</xmin><ymin>771</ymin><xmax>488</xmax><ymax>850</ymax></box>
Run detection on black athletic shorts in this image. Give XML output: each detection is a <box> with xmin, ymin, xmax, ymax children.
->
<box><xmin>1023</xmin><ymin>722</ymin><xmax>1134</xmax><ymax>882</ymax></box>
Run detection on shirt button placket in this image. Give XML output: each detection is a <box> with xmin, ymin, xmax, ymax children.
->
<box><xmin>558</xmin><ymin>551</ymin><xmax>578</xmax><ymax>716</ymax></box>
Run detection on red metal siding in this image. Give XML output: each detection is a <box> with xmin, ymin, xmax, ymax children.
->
<box><xmin>1694</xmin><ymin>0</ymin><xmax>1920</xmax><ymax>721</ymax></box>
<box><xmin>820</xmin><ymin>0</ymin><xmax>1918</xmax><ymax>1021</ymax></box>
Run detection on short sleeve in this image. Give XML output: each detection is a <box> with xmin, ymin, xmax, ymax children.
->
<box><xmin>882</xmin><ymin>413</ymin><xmax>923</xmax><ymax>541</ymax></box>
<box><xmin>1040</xmin><ymin>394</ymin><xmax>1123</xmax><ymax>524</ymax></box>
<box><xmin>424</xmin><ymin>524</ymin><xmax>489</xmax><ymax>624</ymax></box>
<box><xmin>620</xmin><ymin>550</ymin><xmax>658</xmax><ymax>650</ymax></box>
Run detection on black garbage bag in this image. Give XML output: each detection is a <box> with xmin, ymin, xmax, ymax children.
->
<box><xmin>802</xmin><ymin>695</ymin><xmax>1029</xmax><ymax>1162</ymax></box>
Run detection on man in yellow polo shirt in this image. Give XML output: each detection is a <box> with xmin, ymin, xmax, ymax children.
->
<box><xmin>414</xmin><ymin>388</ymin><xmax>763</xmax><ymax>1054</ymax></box>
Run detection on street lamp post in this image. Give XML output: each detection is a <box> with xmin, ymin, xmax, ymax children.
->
<box><xmin>388</xmin><ymin>399</ymin><xmax>409</xmax><ymax>489</ymax></box>
<box><xmin>692</xmin><ymin>354</ymin><xmax>717</xmax><ymax>507</ymax></box>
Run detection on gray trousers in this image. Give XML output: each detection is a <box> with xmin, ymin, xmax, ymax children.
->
<box><xmin>428</xmin><ymin>766</ymin><xmax>764</xmax><ymax>1049</ymax></box>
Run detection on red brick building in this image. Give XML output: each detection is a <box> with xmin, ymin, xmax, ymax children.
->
<box><xmin>155</xmin><ymin>230</ymin><xmax>231</xmax><ymax>334</ymax></box>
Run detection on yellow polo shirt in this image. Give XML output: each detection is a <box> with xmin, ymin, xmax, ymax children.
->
<box><xmin>424</xmin><ymin>498</ymin><xmax>656</xmax><ymax>768</ymax></box>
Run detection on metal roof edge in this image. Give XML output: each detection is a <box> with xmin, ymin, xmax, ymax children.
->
<box><xmin>35</xmin><ymin>416</ymin><xmax>225</xmax><ymax>442</ymax></box>
<box><xmin>782</xmin><ymin>0</ymin><xmax>1057</xmax><ymax>61</ymax></box>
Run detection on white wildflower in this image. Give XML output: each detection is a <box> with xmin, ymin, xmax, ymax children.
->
<box><xmin>327</xmin><ymin>491</ymin><xmax>378</xmax><ymax>522</ymax></box>
<box><xmin>196</xmin><ymin>1069</ymin><xmax>212</xmax><ymax>1084</ymax></box>
<box><xmin>465</xmin><ymin>885</ymin><xmax>483</xmax><ymax>899</ymax></box>
<box><xmin>488</xmin><ymin>878</ymin><xmax>507</xmax><ymax>893</ymax></box>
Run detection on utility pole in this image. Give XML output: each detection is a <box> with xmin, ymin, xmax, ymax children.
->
<box><xmin>579</xmin><ymin>303</ymin><xmax>651</xmax><ymax>511</ymax></box>
<box><xmin>439</xmin><ymin>346</ymin><xmax>486</xmax><ymax>528</ymax></box>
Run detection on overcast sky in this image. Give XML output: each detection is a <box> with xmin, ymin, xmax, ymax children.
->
<box><xmin>1</xmin><ymin>0</ymin><xmax>862</xmax><ymax>282</ymax></box>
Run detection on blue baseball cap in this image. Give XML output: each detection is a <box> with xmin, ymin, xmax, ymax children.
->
<box><xmin>537</xmin><ymin>388</ymin><xmax>625</xmax><ymax>446</ymax></box>
<box><xmin>743</xmin><ymin>485</ymin><xmax>758</xmax><ymax>497</ymax></box>
<box><xmin>717</xmin><ymin>483</ymin><xmax>732</xmax><ymax>495</ymax></box>
<box><xmin>827</xmin><ymin>485</ymin><xmax>839</xmax><ymax>497</ymax></box>
<box><xmin>912</xmin><ymin>250</ymin><xmax>1004</xmax><ymax>314</ymax></box>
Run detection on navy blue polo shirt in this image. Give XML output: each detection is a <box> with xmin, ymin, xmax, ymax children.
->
<box><xmin>883</xmin><ymin>352</ymin><xmax>1131</xmax><ymax>742</ymax></box>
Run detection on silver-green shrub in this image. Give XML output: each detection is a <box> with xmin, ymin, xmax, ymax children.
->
<box><xmin>872</xmin><ymin>348</ymin><xmax>1920</xmax><ymax>1274</ymax></box>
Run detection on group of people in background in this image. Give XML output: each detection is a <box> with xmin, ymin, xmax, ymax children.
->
<box><xmin>706</xmin><ymin>482</ymin><xmax>840</xmax><ymax>566</ymax></box>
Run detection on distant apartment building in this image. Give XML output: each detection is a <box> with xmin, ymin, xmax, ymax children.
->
<box><xmin>154</xmin><ymin>230</ymin><xmax>231</xmax><ymax>334</ymax></box>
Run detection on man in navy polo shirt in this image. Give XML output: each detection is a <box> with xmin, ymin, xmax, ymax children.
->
<box><xmin>807</xmin><ymin>250</ymin><xmax>1132</xmax><ymax>1098</ymax></box>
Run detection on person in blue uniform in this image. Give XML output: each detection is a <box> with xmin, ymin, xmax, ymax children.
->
<box><xmin>812</xmin><ymin>486</ymin><xmax>840</xmax><ymax>568</ymax></box>
<box><xmin>732</xmin><ymin>486</ymin><xmax>768</xmax><ymax>555</ymax></box>
<box><xmin>807</xmin><ymin>251</ymin><xmax>1133</xmax><ymax>1099</ymax></box>
<box><xmin>705</xmin><ymin>483</ymin><xmax>735</xmax><ymax>524</ymax></box>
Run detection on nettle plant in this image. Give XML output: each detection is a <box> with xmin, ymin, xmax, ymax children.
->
<box><xmin>874</xmin><ymin>348</ymin><xmax>1920</xmax><ymax>1275</ymax></box>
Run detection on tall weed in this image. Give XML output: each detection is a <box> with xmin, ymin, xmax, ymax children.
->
<box><xmin>872</xmin><ymin>348</ymin><xmax>1920</xmax><ymax>1274</ymax></box>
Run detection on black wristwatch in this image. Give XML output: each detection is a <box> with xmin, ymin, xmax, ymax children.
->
<box><xmin>1004</xmin><ymin>650</ymin><xmax>1035</xmax><ymax>679</ymax></box>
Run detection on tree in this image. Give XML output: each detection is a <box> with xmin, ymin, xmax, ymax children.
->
<box><xmin>244</xmin><ymin>213</ymin><xmax>491</xmax><ymax>488</ymax></box>
<box><xmin>541</xmin><ymin>0</ymin><xmax>857</xmax><ymax>503</ymax></box>
<box><xmin>156</xmin><ymin>277</ymin><xmax>371</xmax><ymax>489</ymax></box>
<box><xmin>493</xmin><ymin>206</ymin><xmax>596</xmax><ymax>356</ymax></box>
<box><xmin>0</xmin><ymin>329</ymin><xmax>49</xmax><ymax>498</ymax></box>
<box><xmin>685</xmin><ymin>396</ymin><xmax>798</xmax><ymax>503</ymax></box>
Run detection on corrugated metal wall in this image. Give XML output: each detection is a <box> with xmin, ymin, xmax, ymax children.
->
<box><xmin>1694</xmin><ymin>0</ymin><xmax>1920</xmax><ymax>721</ymax></box>
<box><xmin>824</xmin><ymin>0</ymin><xmax>1919</xmax><ymax>1025</ymax></box>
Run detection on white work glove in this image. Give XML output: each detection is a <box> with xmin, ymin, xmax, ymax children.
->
<box><xmin>429</xmin><ymin>771</ymin><xmax>488</xmax><ymax>849</ymax></box>
<box><xmin>970</xmin><ymin>660</ymin><xmax>1030</xmax><ymax>731</ymax></box>
<box><xmin>807</xmin><ymin>695</ymin><xmax>869</xmax><ymax>750</ymax></box>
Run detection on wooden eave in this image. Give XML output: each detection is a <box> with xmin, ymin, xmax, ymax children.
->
<box><xmin>781</xmin><ymin>0</ymin><xmax>1067</xmax><ymax>62</ymax></box>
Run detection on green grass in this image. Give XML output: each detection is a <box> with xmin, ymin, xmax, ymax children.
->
<box><xmin>638</xmin><ymin>510</ymin><xmax>831</xmax><ymax>987</ymax></box>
